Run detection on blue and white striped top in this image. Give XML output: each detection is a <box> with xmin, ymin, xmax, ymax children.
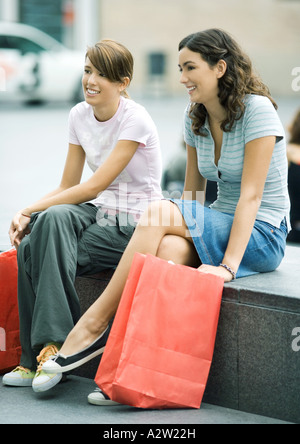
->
<box><xmin>184</xmin><ymin>94</ymin><xmax>290</xmax><ymax>229</ymax></box>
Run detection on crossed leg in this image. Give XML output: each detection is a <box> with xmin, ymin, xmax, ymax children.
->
<box><xmin>59</xmin><ymin>200</ymin><xmax>200</xmax><ymax>356</ymax></box>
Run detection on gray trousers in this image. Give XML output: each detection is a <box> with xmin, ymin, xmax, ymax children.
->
<box><xmin>17</xmin><ymin>203</ymin><xmax>136</xmax><ymax>370</ymax></box>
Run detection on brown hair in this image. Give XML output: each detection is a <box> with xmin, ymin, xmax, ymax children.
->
<box><xmin>179</xmin><ymin>29</ymin><xmax>278</xmax><ymax>136</ymax></box>
<box><xmin>289</xmin><ymin>110</ymin><xmax>300</xmax><ymax>144</ymax></box>
<box><xmin>86</xmin><ymin>39</ymin><xmax>134</xmax><ymax>98</ymax></box>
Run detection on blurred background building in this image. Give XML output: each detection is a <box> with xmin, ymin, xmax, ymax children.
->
<box><xmin>0</xmin><ymin>0</ymin><xmax>300</xmax><ymax>97</ymax></box>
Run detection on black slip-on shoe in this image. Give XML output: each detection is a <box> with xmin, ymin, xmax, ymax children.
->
<box><xmin>42</xmin><ymin>325</ymin><xmax>110</xmax><ymax>374</ymax></box>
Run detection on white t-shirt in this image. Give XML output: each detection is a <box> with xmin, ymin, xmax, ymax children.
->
<box><xmin>69</xmin><ymin>96</ymin><xmax>163</xmax><ymax>217</ymax></box>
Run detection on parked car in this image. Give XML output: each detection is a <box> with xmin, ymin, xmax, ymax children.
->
<box><xmin>0</xmin><ymin>21</ymin><xmax>85</xmax><ymax>104</ymax></box>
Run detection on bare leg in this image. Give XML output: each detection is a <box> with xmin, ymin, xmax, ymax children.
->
<box><xmin>60</xmin><ymin>201</ymin><xmax>198</xmax><ymax>355</ymax></box>
<box><xmin>157</xmin><ymin>234</ymin><xmax>200</xmax><ymax>268</ymax></box>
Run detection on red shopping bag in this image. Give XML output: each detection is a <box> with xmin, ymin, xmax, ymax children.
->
<box><xmin>95</xmin><ymin>253</ymin><xmax>224</xmax><ymax>409</ymax></box>
<box><xmin>0</xmin><ymin>249</ymin><xmax>21</xmax><ymax>374</ymax></box>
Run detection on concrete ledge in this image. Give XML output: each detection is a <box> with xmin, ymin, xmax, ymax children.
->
<box><xmin>204</xmin><ymin>245</ymin><xmax>300</xmax><ymax>424</ymax></box>
<box><xmin>75</xmin><ymin>246</ymin><xmax>300</xmax><ymax>423</ymax></box>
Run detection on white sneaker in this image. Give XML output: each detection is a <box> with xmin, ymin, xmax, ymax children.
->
<box><xmin>2</xmin><ymin>366</ymin><xmax>36</xmax><ymax>387</ymax></box>
<box><xmin>88</xmin><ymin>388</ymin><xmax>120</xmax><ymax>406</ymax></box>
<box><xmin>32</xmin><ymin>343</ymin><xmax>62</xmax><ymax>393</ymax></box>
<box><xmin>32</xmin><ymin>370</ymin><xmax>62</xmax><ymax>393</ymax></box>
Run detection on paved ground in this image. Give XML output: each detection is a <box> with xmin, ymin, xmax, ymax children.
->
<box><xmin>0</xmin><ymin>375</ymin><xmax>292</xmax><ymax>425</ymax></box>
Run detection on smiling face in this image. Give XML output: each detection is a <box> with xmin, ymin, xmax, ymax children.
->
<box><xmin>178</xmin><ymin>47</ymin><xmax>225</xmax><ymax>108</ymax></box>
<box><xmin>82</xmin><ymin>57</ymin><xmax>125</xmax><ymax>107</ymax></box>
<box><xmin>82</xmin><ymin>40</ymin><xmax>133</xmax><ymax>120</ymax></box>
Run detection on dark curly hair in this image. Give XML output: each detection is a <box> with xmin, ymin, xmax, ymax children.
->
<box><xmin>179</xmin><ymin>29</ymin><xmax>278</xmax><ymax>136</ymax></box>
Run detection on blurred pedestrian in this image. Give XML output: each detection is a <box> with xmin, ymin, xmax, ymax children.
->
<box><xmin>161</xmin><ymin>140</ymin><xmax>186</xmax><ymax>196</ymax></box>
<box><xmin>3</xmin><ymin>39</ymin><xmax>163</xmax><ymax>392</ymax></box>
<box><xmin>162</xmin><ymin>139</ymin><xmax>217</xmax><ymax>204</ymax></box>
<box><xmin>287</xmin><ymin>110</ymin><xmax>300</xmax><ymax>242</ymax></box>
<box><xmin>42</xmin><ymin>29</ymin><xmax>290</xmax><ymax>406</ymax></box>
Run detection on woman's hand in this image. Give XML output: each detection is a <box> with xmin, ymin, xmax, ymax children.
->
<box><xmin>198</xmin><ymin>264</ymin><xmax>234</xmax><ymax>283</ymax></box>
<box><xmin>9</xmin><ymin>212</ymin><xmax>31</xmax><ymax>249</ymax></box>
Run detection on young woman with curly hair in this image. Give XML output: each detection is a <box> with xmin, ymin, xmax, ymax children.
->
<box><xmin>42</xmin><ymin>30</ymin><xmax>291</xmax><ymax>404</ymax></box>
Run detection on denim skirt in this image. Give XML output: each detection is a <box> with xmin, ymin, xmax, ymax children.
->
<box><xmin>171</xmin><ymin>199</ymin><xmax>288</xmax><ymax>278</ymax></box>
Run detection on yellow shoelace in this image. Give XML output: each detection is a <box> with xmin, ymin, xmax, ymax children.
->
<box><xmin>36</xmin><ymin>345</ymin><xmax>60</xmax><ymax>374</ymax></box>
<box><xmin>14</xmin><ymin>366</ymin><xmax>32</xmax><ymax>374</ymax></box>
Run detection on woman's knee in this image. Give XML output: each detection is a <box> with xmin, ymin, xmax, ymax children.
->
<box><xmin>35</xmin><ymin>205</ymin><xmax>75</xmax><ymax>229</ymax></box>
<box><xmin>157</xmin><ymin>235</ymin><xmax>200</xmax><ymax>267</ymax></box>
<box><xmin>43</xmin><ymin>204</ymin><xmax>73</xmax><ymax>219</ymax></box>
